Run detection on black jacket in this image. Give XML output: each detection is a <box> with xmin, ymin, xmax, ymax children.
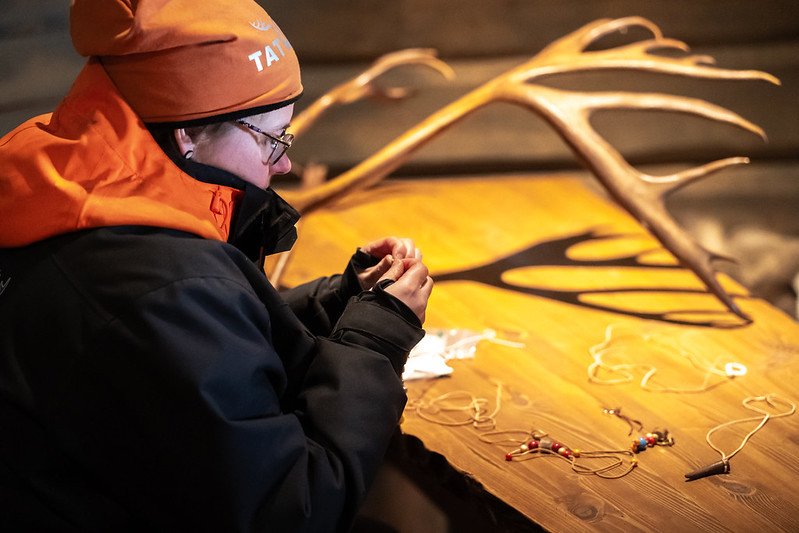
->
<box><xmin>0</xmin><ymin>223</ymin><xmax>423</xmax><ymax>532</ymax></box>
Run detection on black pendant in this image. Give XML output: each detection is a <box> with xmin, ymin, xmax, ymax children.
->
<box><xmin>684</xmin><ymin>459</ymin><xmax>730</xmax><ymax>481</ymax></box>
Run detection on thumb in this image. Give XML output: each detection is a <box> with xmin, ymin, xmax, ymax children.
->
<box><xmin>379</xmin><ymin>255</ymin><xmax>405</xmax><ymax>282</ymax></box>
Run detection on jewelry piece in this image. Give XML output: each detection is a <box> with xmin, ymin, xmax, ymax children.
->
<box><xmin>685</xmin><ymin>393</ymin><xmax>796</xmax><ymax>481</ymax></box>
<box><xmin>603</xmin><ymin>406</ymin><xmax>643</xmax><ymax>436</ymax></box>
<box><xmin>183</xmin><ymin>149</ymin><xmax>194</xmax><ymax>159</ymax></box>
<box><xmin>479</xmin><ymin>429</ymin><xmax>639</xmax><ymax>479</ymax></box>
<box><xmin>630</xmin><ymin>428</ymin><xmax>674</xmax><ymax>453</ymax></box>
<box><xmin>588</xmin><ymin>324</ymin><xmax>747</xmax><ymax>393</ymax></box>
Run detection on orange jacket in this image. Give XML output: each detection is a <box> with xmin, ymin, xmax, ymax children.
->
<box><xmin>0</xmin><ymin>59</ymin><xmax>243</xmax><ymax>248</ymax></box>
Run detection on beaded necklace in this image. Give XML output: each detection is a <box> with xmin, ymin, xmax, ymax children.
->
<box><xmin>477</xmin><ymin>428</ymin><xmax>641</xmax><ymax>479</ymax></box>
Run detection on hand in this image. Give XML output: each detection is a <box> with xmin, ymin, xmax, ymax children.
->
<box><xmin>378</xmin><ymin>257</ymin><xmax>434</xmax><ymax>324</ymax></box>
<box><xmin>356</xmin><ymin>236</ymin><xmax>422</xmax><ymax>290</ymax></box>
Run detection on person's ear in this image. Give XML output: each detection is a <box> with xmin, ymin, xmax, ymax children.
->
<box><xmin>173</xmin><ymin>128</ymin><xmax>195</xmax><ymax>159</ymax></box>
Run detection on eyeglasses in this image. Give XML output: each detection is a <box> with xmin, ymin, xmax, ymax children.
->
<box><xmin>235</xmin><ymin>119</ymin><xmax>294</xmax><ymax>165</ymax></box>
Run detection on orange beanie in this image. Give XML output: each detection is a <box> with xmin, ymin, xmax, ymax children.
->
<box><xmin>70</xmin><ymin>0</ymin><xmax>303</xmax><ymax>125</ymax></box>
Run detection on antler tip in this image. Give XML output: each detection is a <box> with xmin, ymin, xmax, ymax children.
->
<box><xmin>764</xmin><ymin>73</ymin><xmax>782</xmax><ymax>86</ymax></box>
<box><xmin>731</xmin><ymin>303</ymin><xmax>753</xmax><ymax>323</ymax></box>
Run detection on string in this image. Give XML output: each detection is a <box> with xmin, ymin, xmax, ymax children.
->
<box><xmin>587</xmin><ymin>324</ymin><xmax>747</xmax><ymax>393</ymax></box>
<box><xmin>603</xmin><ymin>406</ymin><xmax>643</xmax><ymax>436</ymax></box>
<box><xmin>408</xmin><ymin>381</ymin><xmax>503</xmax><ymax>430</ymax></box>
<box><xmin>446</xmin><ymin>329</ymin><xmax>526</xmax><ymax>352</ymax></box>
<box><xmin>705</xmin><ymin>393</ymin><xmax>796</xmax><ymax>463</ymax></box>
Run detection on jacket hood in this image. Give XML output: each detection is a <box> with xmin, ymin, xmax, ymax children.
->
<box><xmin>0</xmin><ymin>59</ymin><xmax>245</xmax><ymax>248</ymax></box>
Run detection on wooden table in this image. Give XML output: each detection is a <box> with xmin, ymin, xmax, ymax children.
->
<box><xmin>277</xmin><ymin>173</ymin><xmax>799</xmax><ymax>532</ymax></box>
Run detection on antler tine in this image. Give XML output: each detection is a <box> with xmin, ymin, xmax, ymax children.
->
<box><xmin>354</xmin><ymin>48</ymin><xmax>456</xmax><ymax>84</ymax></box>
<box><xmin>513</xmin><ymin>17</ymin><xmax>779</xmax><ymax>85</ymax></box>
<box><xmin>540</xmin><ymin>16</ymin><xmax>663</xmax><ymax>57</ymax></box>
<box><xmin>613</xmin><ymin>37</ymin><xmax>691</xmax><ymax>56</ymax></box>
<box><xmin>643</xmin><ymin>157</ymin><xmax>750</xmax><ymax>194</ymax></box>
<box><xmin>290</xmin><ymin>48</ymin><xmax>454</xmax><ymax>137</ymax></box>
<box><xmin>595</xmin><ymin>47</ymin><xmax>780</xmax><ymax>84</ymax></box>
<box><xmin>570</xmin><ymin>90</ymin><xmax>767</xmax><ymax>141</ymax></box>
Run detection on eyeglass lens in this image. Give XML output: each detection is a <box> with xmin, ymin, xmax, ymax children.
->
<box><xmin>268</xmin><ymin>133</ymin><xmax>293</xmax><ymax>164</ymax></box>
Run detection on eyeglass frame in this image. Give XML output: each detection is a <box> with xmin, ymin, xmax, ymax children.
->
<box><xmin>235</xmin><ymin>119</ymin><xmax>294</xmax><ymax>165</ymax></box>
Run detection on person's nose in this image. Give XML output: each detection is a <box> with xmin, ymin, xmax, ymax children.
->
<box><xmin>270</xmin><ymin>153</ymin><xmax>292</xmax><ymax>175</ymax></box>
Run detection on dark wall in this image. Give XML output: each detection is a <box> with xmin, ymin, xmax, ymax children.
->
<box><xmin>268</xmin><ymin>0</ymin><xmax>799</xmax><ymax>62</ymax></box>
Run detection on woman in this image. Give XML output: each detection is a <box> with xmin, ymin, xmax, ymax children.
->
<box><xmin>0</xmin><ymin>0</ymin><xmax>432</xmax><ymax>531</ymax></box>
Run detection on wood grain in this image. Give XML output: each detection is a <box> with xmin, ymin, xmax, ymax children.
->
<box><xmin>277</xmin><ymin>173</ymin><xmax>799</xmax><ymax>532</ymax></box>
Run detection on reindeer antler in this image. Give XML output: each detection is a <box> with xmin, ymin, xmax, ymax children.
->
<box><xmin>282</xmin><ymin>17</ymin><xmax>778</xmax><ymax>320</ymax></box>
<box><xmin>290</xmin><ymin>48</ymin><xmax>455</xmax><ymax>137</ymax></box>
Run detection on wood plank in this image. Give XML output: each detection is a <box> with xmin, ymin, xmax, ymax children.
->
<box><xmin>277</xmin><ymin>173</ymin><xmax>799</xmax><ymax>531</ymax></box>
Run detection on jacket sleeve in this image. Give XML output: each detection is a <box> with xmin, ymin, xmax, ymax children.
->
<box><xmin>73</xmin><ymin>275</ymin><xmax>423</xmax><ymax>532</ymax></box>
<box><xmin>279</xmin><ymin>249</ymin><xmax>379</xmax><ymax>336</ymax></box>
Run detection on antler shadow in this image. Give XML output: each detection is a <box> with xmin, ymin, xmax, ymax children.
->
<box><xmin>433</xmin><ymin>229</ymin><xmax>750</xmax><ymax>328</ymax></box>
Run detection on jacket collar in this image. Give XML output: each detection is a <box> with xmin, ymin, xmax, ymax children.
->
<box><xmin>0</xmin><ymin>58</ymin><xmax>299</xmax><ymax>255</ymax></box>
<box><xmin>179</xmin><ymin>158</ymin><xmax>300</xmax><ymax>264</ymax></box>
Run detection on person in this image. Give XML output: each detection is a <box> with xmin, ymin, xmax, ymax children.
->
<box><xmin>0</xmin><ymin>0</ymin><xmax>433</xmax><ymax>531</ymax></box>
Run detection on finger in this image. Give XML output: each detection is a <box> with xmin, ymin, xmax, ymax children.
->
<box><xmin>379</xmin><ymin>255</ymin><xmax>406</xmax><ymax>282</ymax></box>
<box><xmin>362</xmin><ymin>237</ymin><xmax>395</xmax><ymax>258</ymax></box>
<box><xmin>401</xmin><ymin>238</ymin><xmax>416</xmax><ymax>259</ymax></box>
<box><xmin>396</xmin><ymin>259</ymin><xmax>429</xmax><ymax>286</ymax></box>
<box><xmin>392</xmin><ymin>238</ymin><xmax>408</xmax><ymax>259</ymax></box>
<box><xmin>374</xmin><ymin>255</ymin><xmax>394</xmax><ymax>275</ymax></box>
<box><xmin>401</xmin><ymin>238</ymin><xmax>422</xmax><ymax>259</ymax></box>
<box><xmin>420</xmin><ymin>275</ymin><xmax>434</xmax><ymax>298</ymax></box>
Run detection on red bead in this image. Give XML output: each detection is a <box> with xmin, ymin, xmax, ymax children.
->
<box><xmin>528</xmin><ymin>440</ymin><xmax>539</xmax><ymax>449</ymax></box>
<box><xmin>646</xmin><ymin>436</ymin><xmax>656</xmax><ymax>447</ymax></box>
<box><xmin>505</xmin><ymin>453</ymin><xmax>514</xmax><ymax>461</ymax></box>
<box><xmin>559</xmin><ymin>448</ymin><xmax>572</xmax><ymax>458</ymax></box>
<box><xmin>551</xmin><ymin>442</ymin><xmax>562</xmax><ymax>452</ymax></box>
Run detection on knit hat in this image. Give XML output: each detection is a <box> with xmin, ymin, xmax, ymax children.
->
<box><xmin>70</xmin><ymin>0</ymin><xmax>302</xmax><ymax>125</ymax></box>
